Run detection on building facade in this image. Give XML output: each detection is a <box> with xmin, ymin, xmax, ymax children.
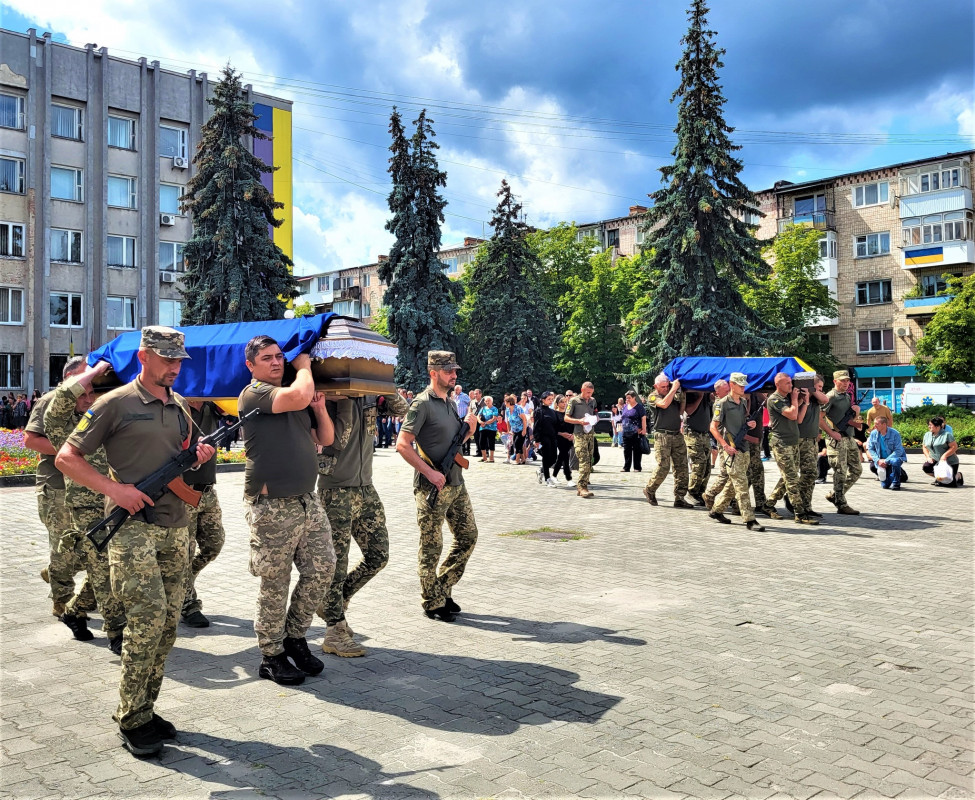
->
<box><xmin>0</xmin><ymin>29</ymin><xmax>293</xmax><ymax>392</ymax></box>
<box><xmin>754</xmin><ymin>151</ymin><xmax>974</xmax><ymax>409</ymax></box>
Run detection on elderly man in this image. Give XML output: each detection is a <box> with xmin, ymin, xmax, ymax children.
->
<box><xmin>643</xmin><ymin>374</ymin><xmax>692</xmax><ymax>509</ymax></box>
<box><xmin>866</xmin><ymin>417</ymin><xmax>907</xmax><ymax>490</ymax></box>
<box><xmin>865</xmin><ymin>397</ymin><xmax>894</xmax><ymax>429</ymax></box>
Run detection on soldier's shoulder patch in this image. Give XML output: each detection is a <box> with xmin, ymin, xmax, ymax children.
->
<box><xmin>75</xmin><ymin>409</ymin><xmax>95</xmax><ymax>433</ymax></box>
<box><xmin>649</xmin><ymin>393</ymin><xmax>659</xmax><ymax>403</ymax></box>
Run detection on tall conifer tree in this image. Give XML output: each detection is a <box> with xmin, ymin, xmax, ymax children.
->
<box><xmin>379</xmin><ymin>108</ymin><xmax>457</xmax><ymax>391</ymax></box>
<box><xmin>462</xmin><ymin>180</ymin><xmax>557</xmax><ymax>396</ymax></box>
<box><xmin>180</xmin><ymin>66</ymin><xmax>296</xmax><ymax>325</ymax></box>
<box><xmin>632</xmin><ymin>0</ymin><xmax>775</xmax><ymax>370</ymax></box>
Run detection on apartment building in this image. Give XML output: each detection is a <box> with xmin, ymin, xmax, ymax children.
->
<box><xmin>575</xmin><ymin>205</ymin><xmax>649</xmax><ymax>258</ymax></box>
<box><xmin>753</xmin><ymin>150</ymin><xmax>974</xmax><ymax>409</ymax></box>
<box><xmin>0</xmin><ymin>29</ymin><xmax>293</xmax><ymax>392</ymax></box>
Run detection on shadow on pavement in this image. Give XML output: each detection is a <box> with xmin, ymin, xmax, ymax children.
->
<box><xmin>452</xmin><ymin>612</ymin><xmax>647</xmax><ymax>645</ymax></box>
<box><xmin>166</xmin><ymin>645</ymin><xmax>622</xmax><ymax>736</ymax></box>
<box><xmin>156</xmin><ymin>733</ymin><xmax>444</xmax><ymax>799</ymax></box>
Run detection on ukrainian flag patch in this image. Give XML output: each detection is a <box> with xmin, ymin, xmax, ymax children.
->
<box><xmin>76</xmin><ymin>410</ymin><xmax>95</xmax><ymax>432</ymax></box>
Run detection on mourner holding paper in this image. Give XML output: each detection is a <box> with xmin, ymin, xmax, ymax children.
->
<box><xmin>238</xmin><ymin>335</ymin><xmax>337</xmax><ymax>687</ymax></box>
<box><xmin>56</xmin><ymin>326</ymin><xmax>215</xmax><ymax>757</ymax></box>
<box><xmin>395</xmin><ymin>351</ymin><xmax>478</xmax><ymax>623</ymax></box>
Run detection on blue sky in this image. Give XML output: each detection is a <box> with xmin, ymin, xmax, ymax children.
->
<box><xmin>3</xmin><ymin>0</ymin><xmax>973</xmax><ymax>275</ymax></box>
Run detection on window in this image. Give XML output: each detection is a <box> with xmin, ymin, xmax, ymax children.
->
<box><xmin>818</xmin><ymin>237</ymin><xmax>837</xmax><ymax>259</ymax></box>
<box><xmin>362</xmin><ymin>302</ymin><xmax>371</xmax><ymax>317</ymax></box>
<box><xmin>903</xmin><ymin>163</ymin><xmax>966</xmax><ymax>195</ymax></box>
<box><xmin>51</xmin><ymin>167</ymin><xmax>83</xmax><ymax>201</ymax></box>
<box><xmin>0</xmin><ymin>287</ymin><xmax>24</xmax><ymax>324</ymax></box>
<box><xmin>606</xmin><ymin>229</ymin><xmax>620</xmax><ymax>248</ymax></box>
<box><xmin>794</xmin><ymin>193</ymin><xmax>826</xmax><ymax>216</ymax></box>
<box><xmin>855</xmin><ymin>232</ymin><xmax>890</xmax><ymax>257</ymax></box>
<box><xmin>158</xmin><ymin>125</ymin><xmax>187</xmax><ymax>159</ymax></box>
<box><xmin>0</xmin><ymin>157</ymin><xmax>25</xmax><ymax>194</ymax></box>
<box><xmin>636</xmin><ymin>228</ymin><xmax>646</xmax><ymax>245</ymax></box>
<box><xmin>316</xmin><ymin>276</ymin><xmax>330</xmax><ymax>292</ymax></box>
<box><xmin>442</xmin><ymin>257</ymin><xmax>458</xmax><ymax>274</ymax></box>
<box><xmin>0</xmin><ymin>94</ymin><xmax>25</xmax><ymax>129</ymax></box>
<box><xmin>49</xmin><ymin>354</ymin><xmax>69</xmax><ymax>386</ymax></box>
<box><xmin>336</xmin><ymin>276</ymin><xmax>356</xmax><ymax>290</ymax></box>
<box><xmin>50</xmin><ymin>292</ymin><xmax>83</xmax><ymax>327</ymax></box>
<box><xmin>902</xmin><ymin>212</ymin><xmax>973</xmax><ymax>246</ymax></box>
<box><xmin>158</xmin><ymin>242</ymin><xmax>185</xmax><ymax>272</ymax></box>
<box><xmin>159</xmin><ymin>184</ymin><xmax>182</xmax><ymax>215</ymax></box>
<box><xmin>920</xmin><ymin>273</ymin><xmax>962</xmax><ymax>297</ymax></box>
<box><xmin>107</xmin><ymin>235</ymin><xmax>137</xmax><ymax>268</ymax></box>
<box><xmin>853</xmin><ymin>181</ymin><xmax>889</xmax><ymax>208</ymax></box>
<box><xmin>107</xmin><ymin>115</ymin><xmax>136</xmax><ymax>150</ymax></box>
<box><xmin>857</xmin><ymin>329</ymin><xmax>894</xmax><ymax>354</ymax></box>
<box><xmin>50</xmin><ymin>229</ymin><xmax>83</xmax><ymax>263</ymax></box>
<box><xmin>158</xmin><ymin>299</ymin><xmax>183</xmax><ymax>327</ymax></box>
<box><xmin>108</xmin><ymin>175</ymin><xmax>137</xmax><ymax>208</ymax></box>
<box><xmin>363</xmin><ymin>274</ymin><xmax>371</xmax><ymax>287</ymax></box>
<box><xmin>0</xmin><ymin>353</ymin><xmax>23</xmax><ymax>389</ymax></box>
<box><xmin>0</xmin><ymin>222</ymin><xmax>25</xmax><ymax>257</ymax></box>
<box><xmin>856</xmin><ymin>280</ymin><xmax>892</xmax><ymax>306</ymax></box>
<box><xmin>51</xmin><ymin>104</ymin><xmax>83</xmax><ymax>140</ymax></box>
<box><xmin>107</xmin><ymin>296</ymin><xmax>137</xmax><ymax>330</ymax></box>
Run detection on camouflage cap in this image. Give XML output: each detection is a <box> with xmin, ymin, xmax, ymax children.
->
<box><xmin>833</xmin><ymin>369</ymin><xmax>851</xmax><ymax>381</ymax></box>
<box><xmin>141</xmin><ymin>326</ymin><xmax>190</xmax><ymax>359</ymax></box>
<box><xmin>729</xmin><ymin>372</ymin><xmax>748</xmax><ymax>386</ymax></box>
<box><xmin>428</xmin><ymin>350</ymin><xmax>461</xmax><ymax>370</ymax></box>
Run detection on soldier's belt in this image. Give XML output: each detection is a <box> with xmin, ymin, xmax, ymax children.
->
<box><xmin>655</xmin><ymin>430</ymin><xmax>681</xmax><ymax>435</ymax></box>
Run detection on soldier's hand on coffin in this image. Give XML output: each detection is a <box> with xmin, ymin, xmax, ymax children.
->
<box><xmin>292</xmin><ymin>353</ymin><xmax>311</xmax><ymax>371</ymax></box>
<box><xmin>310</xmin><ymin>392</ymin><xmax>327</xmax><ymax>413</ymax></box>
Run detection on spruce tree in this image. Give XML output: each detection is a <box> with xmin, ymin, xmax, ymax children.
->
<box><xmin>180</xmin><ymin>66</ymin><xmax>297</xmax><ymax>325</ymax></box>
<box><xmin>632</xmin><ymin>0</ymin><xmax>776</xmax><ymax>371</ymax></box>
<box><xmin>379</xmin><ymin>108</ymin><xmax>458</xmax><ymax>391</ymax></box>
<box><xmin>462</xmin><ymin>180</ymin><xmax>558</xmax><ymax>397</ymax></box>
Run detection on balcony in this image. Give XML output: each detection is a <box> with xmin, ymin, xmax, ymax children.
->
<box><xmin>899</xmin><ymin>187</ymin><xmax>973</xmax><ymax>218</ymax></box>
<box><xmin>902</xmin><ymin>240</ymin><xmax>975</xmax><ymax>270</ymax></box>
<box><xmin>336</xmin><ymin>285</ymin><xmax>361</xmax><ymax>301</ymax></box>
<box><xmin>777</xmin><ymin>210</ymin><xmax>835</xmax><ymax>234</ymax></box>
<box><xmin>904</xmin><ymin>295</ymin><xmax>953</xmax><ymax>317</ymax></box>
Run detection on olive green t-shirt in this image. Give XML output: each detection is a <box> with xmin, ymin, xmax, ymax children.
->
<box><xmin>185</xmin><ymin>402</ymin><xmax>220</xmax><ymax>486</ymax></box>
<box><xmin>714</xmin><ymin>394</ymin><xmax>749</xmax><ymax>451</ymax></box>
<box><xmin>565</xmin><ymin>395</ymin><xmax>597</xmax><ymax>435</ymax></box>
<box><xmin>684</xmin><ymin>392</ymin><xmax>712</xmax><ymax>434</ymax></box>
<box><xmin>238</xmin><ymin>380</ymin><xmax>318</xmax><ymax>499</ymax></box>
<box><xmin>649</xmin><ymin>388</ymin><xmax>683</xmax><ymax>433</ymax></box>
<box><xmin>823</xmin><ymin>389</ymin><xmax>856</xmax><ymax>437</ymax></box>
<box><xmin>767</xmin><ymin>390</ymin><xmax>800</xmax><ymax>446</ymax></box>
<box><xmin>319</xmin><ymin>393</ymin><xmax>409</xmax><ymax>490</ymax></box>
<box><xmin>798</xmin><ymin>394</ymin><xmax>821</xmax><ymax>439</ymax></box>
<box><xmin>66</xmin><ymin>378</ymin><xmax>193</xmax><ymax>527</ymax></box>
<box><xmin>25</xmin><ymin>390</ymin><xmax>64</xmax><ymax>490</ymax></box>
<box><xmin>401</xmin><ymin>387</ymin><xmax>467</xmax><ymax>488</ymax></box>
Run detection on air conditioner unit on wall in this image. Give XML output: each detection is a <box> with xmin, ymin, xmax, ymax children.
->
<box><xmin>895</xmin><ymin>326</ymin><xmax>909</xmax><ymax>337</ymax></box>
<box><xmin>160</xmin><ymin>213</ymin><xmax>176</xmax><ymax>226</ymax></box>
<box><xmin>160</xmin><ymin>271</ymin><xmax>176</xmax><ymax>283</ymax></box>
<box><xmin>172</xmin><ymin>156</ymin><xmax>188</xmax><ymax>169</ymax></box>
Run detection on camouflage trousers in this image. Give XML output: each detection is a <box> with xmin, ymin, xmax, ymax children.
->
<box><xmin>767</xmin><ymin>440</ymin><xmax>805</xmax><ymax>515</ymax></box>
<box><xmin>747</xmin><ymin>442</ymin><xmax>767</xmax><ymax>510</ymax></box>
<box><xmin>246</xmin><ymin>493</ymin><xmax>336</xmax><ymax>656</ymax></box>
<box><xmin>108</xmin><ymin>520</ymin><xmax>188</xmax><ymax>730</ymax></box>
<box><xmin>317</xmin><ymin>484</ymin><xmax>390</xmax><ymax>626</ymax></box>
<box><xmin>712</xmin><ymin>450</ymin><xmax>756</xmax><ymax>523</ymax></box>
<box><xmin>703</xmin><ymin>450</ymin><xmax>729</xmax><ymax>505</ymax></box>
<box><xmin>415</xmin><ymin>483</ymin><xmax>478</xmax><ymax>611</ymax></box>
<box><xmin>182</xmin><ymin>488</ymin><xmax>226</xmax><ymax>616</ymax></box>
<box><xmin>37</xmin><ymin>486</ymin><xmax>85</xmax><ymax>615</ymax></box>
<box><xmin>684</xmin><ymin>430</ymin><xmax>712</xmax><ymax>496</ymax></box>
<box><xmin>827</xmin><ymin>436</ymin><xmax>863</xmax><ymax>507</ymax></box>
<box><xmin>768</xmin><ymin>437</ymin><xmax>819</xmax><ymax>511</ymax></box>
<box><xmin>645</xmin><ymin>431</ymin><xmax>689</xmax><ymax>498</ymax></box>
<box><xmin>64</xmin><ymin>505</ymin><xmax>127</xmax><ymax>638</ymax></box>
<box><xmin>573</xmin><ymin>432</ymin><xmax>595</xmax><ymax>489</ymax></box>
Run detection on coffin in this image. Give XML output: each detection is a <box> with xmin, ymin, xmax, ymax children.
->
<box><xmin>309</xmin><ymin>319</ymin><xmax>397</xmax><ymax>396</ymax></box>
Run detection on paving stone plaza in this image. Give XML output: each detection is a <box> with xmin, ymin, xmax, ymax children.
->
<box><xmin>1</xmin><ymin>447</ymin><xmax>972</xmax><ymax>799</ymax></box>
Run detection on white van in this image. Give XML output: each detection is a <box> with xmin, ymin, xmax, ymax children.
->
<box><xmin>901</xmin><ymin>382</ymin><xmax>975</xmax><ymax>410</ymax></box>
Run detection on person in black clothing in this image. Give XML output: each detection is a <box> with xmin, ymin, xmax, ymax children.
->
<box><xmin>619</xmin><ymin>390</ymin><xmax>648</xmax><ymax>473</ymax></box>
<box><xmin>533</xmin><ymin>391</ymin><xmax>560</xmax><ymax>486</ymax></box>
<box><xmin>552</xmin><ymin>394</ymin><xmax>575</xmax><ymax>484</ymax></box>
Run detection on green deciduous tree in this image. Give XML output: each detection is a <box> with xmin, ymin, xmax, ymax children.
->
<box><xmin>631</xmin><ymin>0</ymin><xmax>776</xmax><ymax>373</ymax></box>
<box><xmin>527</xmin><ymin>222</ymin><xmax>596</xmax><ymax>334</ymax></box>
<box><xmin>291</xmin><ymin>301</ymin><xmax>315</xmax><ymax>318</ymax></box>
<box><xmin>912</xmin><ymin>273</ymin><xmax>975</xmax><ymax>381</ymax></box>
<box><xmin>744</xmin><ymin>223</ymin><xmax>839</xmax><ymax>376</ymax></box>
<box><xmin>462</xmin><ymin>180</ymin><xmax>558</xmax><ymax>397</ymax></box>
<box><xmin>378</xmin><ymin>108</ymin><xmax>458</xmax><ymax>391</ymax></box>
<box><xmin>556</xmin><ymin>249</ymin><xmax>652</xmax><ymax>401</ymax></box>
<box><xmin>180</xmin><ymin>66</ymin><xmax>297</xmax><ymax>325</ymax></box>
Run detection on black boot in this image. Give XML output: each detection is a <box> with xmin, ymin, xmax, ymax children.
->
<box><xmin>444</xmin><ymin>597</ymin><xmax>462</xmax><ymax>614</ymax></box>
<box><xmin>60</xmin><ymin>613</ymin><xmax>94</xmax><ymax>641</ymax></box>
<box><xmin>283</xmin><ymin>636</ymin><xmax>324</xmax><ymax>676</ymax></box>
<box><xmin>259</xmin><ymin>653</ymin><xmax>305</xmax><ymax>685</ymax></box>
<box><xmin>118</xmin><ymin>721</ymin><xmax>163</xmax><ymax>756</ymax></box>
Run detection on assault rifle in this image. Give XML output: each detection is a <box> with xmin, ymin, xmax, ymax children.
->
<box><xmin>732</xmin><ymin>398</ymin><xmax>766</xmax><ymax>455</ymax></box>
<box><xmin>835</xmin><ymin>390</ymin><xmax>869</xmax><ymax>437</ymax></box>
<box><xmin>86</xmin><ymin>408</ymin><xmax>259</xmax><ymax>552</ymax></box>
<box><xmin>418</xmin><ymin>418</ymin><xmax>471</xmax><ymax>508</ymax></box>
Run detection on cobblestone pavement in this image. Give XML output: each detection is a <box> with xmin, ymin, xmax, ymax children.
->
<box><xmin>2</xmin><ymin>446</ymin><xmax>973</xmax><ymax>799</ymax></box>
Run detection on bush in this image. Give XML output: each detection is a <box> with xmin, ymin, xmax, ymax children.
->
<box><xmin>892</xmin><ymin>405</ymin><xmax>975</xmax><ymax>447</ymax></box>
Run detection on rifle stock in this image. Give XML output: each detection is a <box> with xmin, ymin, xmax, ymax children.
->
<box><xmin>86</xmin><ymin>408</ymin><xmax>259</xmax><ymax>552</ymax></box>
<box><xmin>422</xmin><ymin>419</ymin><xmax>471</xmax><ymax>508</ymax></box>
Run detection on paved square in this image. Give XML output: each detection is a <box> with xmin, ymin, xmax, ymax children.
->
<box><xmin>2</xmin><ymin>447</ymin><xmax>972</xmax><ymax>799</ymax></box>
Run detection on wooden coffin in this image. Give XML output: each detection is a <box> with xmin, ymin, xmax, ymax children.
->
<box><xmin>309</xmin><ymin>318</ymin><xmax>397</xmax><ymax>397</ymax></box>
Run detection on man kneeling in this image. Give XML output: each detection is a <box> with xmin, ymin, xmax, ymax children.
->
<box><xmin>866</xmin><ymin>417</ymin><xmax>907</xmax><ymax>490</ymax></box>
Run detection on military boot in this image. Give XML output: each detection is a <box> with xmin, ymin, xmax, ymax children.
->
<box><xmin>259</xmin><ymin>653</ymin><xmax>305</xmax><ymax>685</ymax></box>
<box><xmin>283</xmin><ymin>636</ymin><xmax>325</xmax><ymax>675</ymax></box>
<box><xmin>60</xmin><ymin>613</ymin><xmax>94</xmax><ymax>641</ymax></box>
<box><xmin>321</xmin><ymin>621</ymin><xmax>366</xmax><ymax>658</ymax></box>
